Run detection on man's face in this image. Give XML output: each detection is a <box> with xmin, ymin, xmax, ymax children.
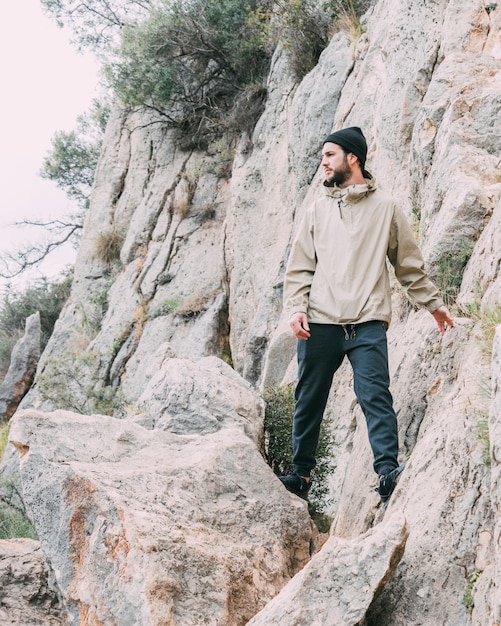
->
<box><xmin>321</xmin><ymin>142</ymin><xmax>352</xmax><ymax>186</ymax></box>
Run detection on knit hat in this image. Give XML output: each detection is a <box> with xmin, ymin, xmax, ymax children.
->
<box><xmin>323</xmin><ymin>127</ymin><xmax>368</xmax><ymax>175</ymax></box>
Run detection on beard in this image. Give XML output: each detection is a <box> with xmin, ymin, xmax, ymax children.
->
<box><xmin>326</xmin><ymin>155</ymin><xmax>352</xmax><ymax>186</ymax></box>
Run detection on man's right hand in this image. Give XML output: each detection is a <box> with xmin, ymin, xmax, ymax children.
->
<box><xmin>289</xmin><ymin>312</ymin><xmax>311</xmax><ymax>340</ymax></box>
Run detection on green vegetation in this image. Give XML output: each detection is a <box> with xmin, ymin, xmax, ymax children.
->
<box><xmin>14</xmin><ymin>1</ymin><xmax>370</xmax><ymax>278</ymax></box>
<box><xmin>459</xmin><ymin>299</ymin><xmax>501</xmax><ymax>359</ymax></box>
<box><xmin>150</xmin><ymin>292</ymin><xmax>219</xmax><ymax>321</ymax></box>
<box><xmin>0</xmin><ymin>478</ymin><xmax>38</xmax><ymax>540</ymax></box>
<box><xmin>105</xmin><ymin>0</ymin><xmax>272</xmax><ymax>145</ymax></box>
<box><xmin>150</xmin><ymin>298</ymin><xmax>180</xmax><ymax>319</ymax></box>
<box><xmin>477</xmin><ymin>303</ymin><xmax>501</xmax><ymax>359</ymax></box>
<box><xmin>274</xmin><ymin>0</ymin><xmax>331</xmax><ymax>78</ymax></box>
<box><xmin>463</xmin><ymin>570</ymin><xmax>480</xmax><ymax>614</ymax></box>
<box><xmin>0</xmin><ymin>275</ymin><xmax>72</xmax><ymax>378</ymax></box>
<box><xmin>79</xmin><ymin>278</ymin><xmax>114</xmax><ymax>339</ymax></box>
<box><xmin>1</xmin><ymin>100</ymin><xmax>109</xmax><ymax>279</ymax></box>
<box><xmin>457</xmin><ymin>299</ymin><xmax>501</xmax><ymax>466</ymax></box>
<box><xmin>43</xmin><ymin>0</ymin><xmax>370</xmax><ymax>149</ymax></box>
<box><xmin>432</xmin><ymin>238</ymin><xmax>475</xmax><ymax>307</ymax></box>
<box><xmin>41</xmin><ymin>0</ymin><xmax>152</xmax><ymax>51</ymax></box>
<box><xmin>0</xmin><ymin>421</ymin><xmax>8</xmax><ymax>460</ymax></box>
<box><xmin>41</xmin><ymin>100</ymin><xmax>109</xmax><ymax>210</ymax></box>
<box><xmin>263</xmin><ymin>383</ymin><xmax>335</xmax><ymax>514</ymax></box>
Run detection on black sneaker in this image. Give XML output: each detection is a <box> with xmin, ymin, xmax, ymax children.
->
<box><xmin>375</xmin><ymin>463</ymin><xmax>406</xmax><ymax>503</ymax></box>
<box><xmin>279</xmin><ymin>473</ymin><xmax>311</xmax><ymax>500</ymax></box>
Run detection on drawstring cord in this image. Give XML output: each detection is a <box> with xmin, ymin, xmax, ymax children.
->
<box><xmin>342</xmin><ymin>324</ymin><xmax>356</xmax><ymax>340</ymax></box>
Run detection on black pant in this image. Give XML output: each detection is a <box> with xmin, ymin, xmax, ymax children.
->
<box><xmin>292</xmin><ymin>321</ymin><xmax>399</xmax><ymax>477</ymax></box>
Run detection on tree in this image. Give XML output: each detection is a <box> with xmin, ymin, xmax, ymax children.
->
<box><xmin>41</xmin><ymin>98</ymin><xmax>109</xmax><ymax>209</ymax></box>
<box><xmin>0</xmin><ymin>100</ymin><xmax>109</xmax><ymax>279</ymax></box>
<box><xmin>41</xmin><ymin>0</ymin><xmax>153</xmax><ymax>51</ymax></box>
<box><xmin>105</xmin><ymin>0</ymin><xmax>273</xmax><ymax>145</ymax></box>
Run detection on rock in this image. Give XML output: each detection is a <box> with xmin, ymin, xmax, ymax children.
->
<box><xmin>261</xmin><ymin>318</ymin><xmax>297</xmax><ymax>390</ymax></box>
<box><xmin>0</xmin><ymin>312</ymin><xmax>41</xmax><ymax>418</ymax></box>
<box><xmin>459</xmin><ymin>191</ymin><xmax>501</xmax><ymax>310</ymax></box>
<box><xmin>360</xmin><ymin>315</ymin><xmax>494</xmax><ymax>626</ymax></box>
<box><xmin>135</xmin><ymin>356</ymin><xmax>265</xmax><ymax>445</ymax></box>
<box><xmin>0</xmin><ymin>538</ymin><xmax>62</xmax><ymax>625</ymax></box>
<box><xmin>489</xmin><ymin>326</ymin><xmax>501</xmax><ymax>625</ymax></box>
<box><xmin>247</xmin><ymin>513</ymin><xmax>408</xmax><ymax>626</ymax></box>
<box><xmin>8</xmin><ymin>358</ymin><xmax>312</xmax><ymax>625</ymax></box>
<box><xmin>3</xmin><ymin>0</ymin><xmax>501</xmax><ymax>624</ymax></box>
<box><xmin>410</xmin><ymin>53</ymin><xmax>501</xmax><ymax>274</ymax></box>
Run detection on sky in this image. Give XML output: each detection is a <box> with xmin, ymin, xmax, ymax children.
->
<box><xmin>0</xmin><ymin>0</ymin><xmax>101</xmax><ymax>289</ymax></box>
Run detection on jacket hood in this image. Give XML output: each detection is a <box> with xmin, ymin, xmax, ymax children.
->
<box><xmin>323</xmin><ymin>173</ymin><xmax>377</xmax><ymax>204</ymax></box>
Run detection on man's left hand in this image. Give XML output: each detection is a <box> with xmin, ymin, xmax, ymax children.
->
<box><xmin>432</xmin><ymin>306</ymin><xmax>454</xmax><ymax>335</ymax></box>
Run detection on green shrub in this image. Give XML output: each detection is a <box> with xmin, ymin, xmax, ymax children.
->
<box><xmin>463</xmin><ymin>570</ymin><xmax>480</xmax><ymax>614</ymax></box>
<box><xmin>0</xmin><ymin>479</ymin><xmax>38</xmax><ymax>540</ymax></box>
<box><xmin>0</xmin><ymin>507</ymin><xmax>38</xmax><ymax>540</ymax></box>
<box><xmin>0</xmin><ymin>421</ymin><xmax>9</xmax><ymax>461</ymax></box>
<box><xmin>41</xmin><ymin>99</ymin><xmax>109</xmax><ymax>210</ymax></box>
<box><xmin>106</xmin><ymin>0</ymin><xmax>272</xmax><ymax>145</ymax></box>
<box><xmin>150</xmin><ymin>298</ymin><xmax>180</xmax><ymax>319</ymax></box>
<box><xmin>273</xmin><ymin>0</ymin><xmax>331</xmax><ymax>78</ymax></box>
<box><xmin>478</xmin><ymin>303</ymin><xmax>501</xmax><ymax>358</ymax></box>
<box><xmin>432</xmin><ymin>238</ymin><xmax>474</xmax><ymax>306</ymax></box>
<box><xmin>459</xmin><ymin>299</ymin><xmax>501</xmax><ymax>359</ymax></box>
<box><xmin>263</xmin><ymin>383</ymin><xmax>334</xmax><ymax>514</ymax></box>
<box><xmin>474</xmin><ymin>409</ymin><xmax>490</xmax><ymax>466</ymax></box>
<box><xmin>45</xmin><ymin>1</ymin><xmax>372</xmax><ymax>147</ymax></box>
<box><xmin>0</xmin><ymin>275</ymin><xmax>72</xmax><ymax>378</ymax></box>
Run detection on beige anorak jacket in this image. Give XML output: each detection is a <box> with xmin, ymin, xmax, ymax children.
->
<box><xmin>283</xmin><ymin>176</ymin><xmax>444</xmax><ymax>327</ymax></box>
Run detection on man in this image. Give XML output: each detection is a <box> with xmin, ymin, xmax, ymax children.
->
<box><xmin>280</xmin><ymin>126</ymin><xmax>453</xmax><ymax>503</ymax></box>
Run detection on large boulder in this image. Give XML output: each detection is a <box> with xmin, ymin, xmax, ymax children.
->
<box><xmin>8</xmin><ymin>356</ymin><xmax>312</xmax><ymax>625</ymax></box>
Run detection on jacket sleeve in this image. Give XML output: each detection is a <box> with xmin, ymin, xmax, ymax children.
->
<box><xmin>387</xmin><ymin>207</ymin><xmax>444</xmax><ymax>312</ymax></box>
<box><xmin>283</xmin><ymin>207</ymin><xmax>317</xmax><ymax>317</ymax></box>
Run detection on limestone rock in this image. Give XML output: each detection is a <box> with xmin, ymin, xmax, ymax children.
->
<box><xmin>3</xmin><ymin>0</ymin><xmax>501</xmax><ymax>624</ymax></box>
<box><xmin>489</xmin><ymin>326</ymin><xmax>501</xmax><ymax>625</ymax></box>
<box><xmin>0</xmin><ymin>312</ymin><xmax>41</xmax><ymax>418</ymax></box>
<box><xmin>0</xmin><ymin>538</ymin><xmax>62</xmax><ymax>625</ymax></box>
<box><xmin>247</xmin><ymin>513</ymin><xmax>408</xmax><ymax>626</ymax></box>
<box><xmin>8</xmin><ymin>358</ymin><xmax>312</xmax><ymax>626</ymax></box>
<box><xmin>135</xmin><ymin>355</ymin><xmax>264</xmax><ymax>445</ymax></box>
<box><xmin>321</xmin><ymin>309</ymin><xmax>495</xmax><ymax>625</ymax></box>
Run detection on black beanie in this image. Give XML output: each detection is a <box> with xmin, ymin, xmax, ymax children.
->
<box><xmin>323</xmin><ymin>127</ymin><xmax>368</xmax><ymax>173</ymax></box>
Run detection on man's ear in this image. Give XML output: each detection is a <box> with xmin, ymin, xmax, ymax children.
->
<box><xmin>347</xmin><ymin>152</ymin><xmax>359</xmax><ymax>168</ymax></box>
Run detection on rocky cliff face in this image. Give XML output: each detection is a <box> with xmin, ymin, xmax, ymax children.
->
<box><xmin>3</xmin><ymin>0</ymin><xmax>501</xmax><ymax>623</ymax></box>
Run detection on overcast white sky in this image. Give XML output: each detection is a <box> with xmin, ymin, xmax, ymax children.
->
<box><xmin>0</xmin><ymin>0</ymin><xmax>100</xmax><ymax>288</ymax></box>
